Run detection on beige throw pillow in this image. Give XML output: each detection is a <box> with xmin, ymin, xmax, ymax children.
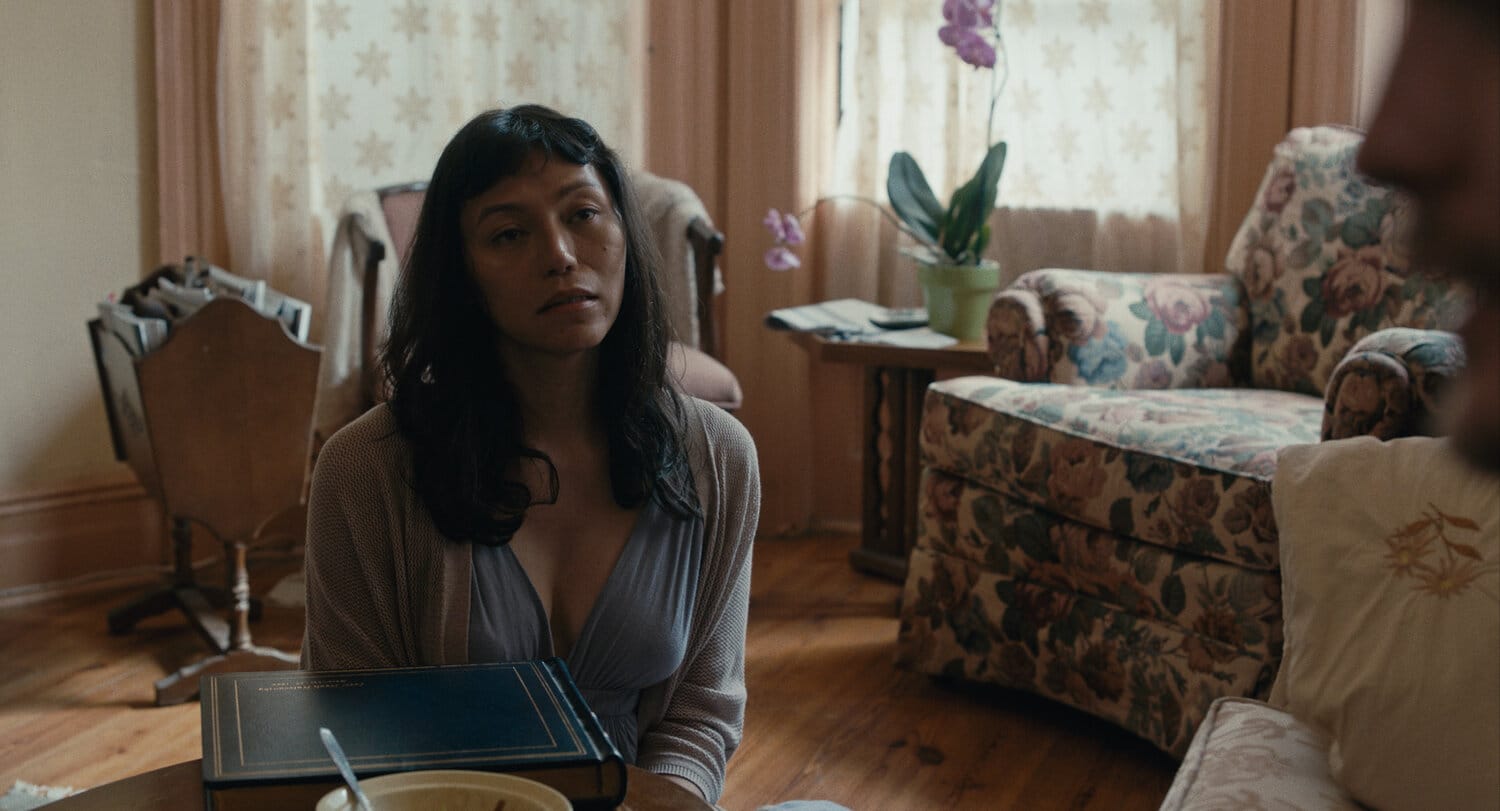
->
<box><xmin>1270</xmin><ymin>436</ymin><xmax>1499</xmax><ymax>811</ymax></box>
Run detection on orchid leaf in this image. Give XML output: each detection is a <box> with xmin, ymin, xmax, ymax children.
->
<box><xmin>887</xmin><ymin>142</ymin><xmax>1008</xmax><ymax>264</ymax></box>
<box><xmin>973</xmin><ymin>141</ymin><xmax>1008</xmax><ymax>225</ymax></box>
<box><xmin>945</xmin><ymin>175</ymin><xmax>986</xmax><ymax>261</ymax></box>
<box><xmin>974</xmin><ymin>222</ymin><xmax>992</xmax><ymax>259</ymax></box>
<box><xmin>887</xmin><ymin>152</ymin><xmax>942</xmax><ymax>245</ymax></box>
<box><xmin>941</xmin><ymin>178</ymin><xmax>977</xmax><ymax>260</ymax></box>
<box><xmin>933</xmin><ymin>141</ymin><xmax>1008</xmax><ymax>263</ymax></box>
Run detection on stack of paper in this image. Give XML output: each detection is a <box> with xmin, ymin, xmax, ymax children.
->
<box><xmin>866</xmin><ymin>328</ymin><xmax>958</xmax><ymax>349</ymax></box>
<box><xmin>96</xmin><ymin>258</ymin><xmax>312</xmax><ymax>357</ymax></box>
<box><xmin>764</xmin><ymin>298</ymin><xmax>886</xmax><ymax>339</ymax></box>
<box><xmin>763</xmin><ymin>298</ymin><xmax>958</xmax><ymax>348</ymax></box>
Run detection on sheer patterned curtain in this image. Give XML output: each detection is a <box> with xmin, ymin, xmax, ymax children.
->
<box><xmin>815</xmin><ymin>0</ymin><xmax>1220</xmax><ymax>304</ymax></box>
<box><xmin>217</xmin><ymin>0</ymin><xmax>645</xmax><ymax>335</ymax></box>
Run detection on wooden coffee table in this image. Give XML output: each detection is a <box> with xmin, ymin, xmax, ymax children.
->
<box><xmin>787</xmin><ymin>331</ymin><xmax>992</xmax><ymax>581</ymax></box>
<box><xmin>44</xmin><ymin>759</ymin><xmax>711</xmax><ymax>811</ymax></box>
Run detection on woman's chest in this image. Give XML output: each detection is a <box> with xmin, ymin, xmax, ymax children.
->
<box><xmin>507</xmin><ymin>498</ymin><xmax>639</xmax><ymax>653</ymax></box>
<box><xmin>467</xmin><ymin>498</ymin><xmax>703</xmax><ymax>685</ymax></box>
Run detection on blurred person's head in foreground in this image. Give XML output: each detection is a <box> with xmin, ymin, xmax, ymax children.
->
<box><xmin>1358</xmin><ymin>0</ymin><xmax>1500</xmax><ymax>471</ymax></box>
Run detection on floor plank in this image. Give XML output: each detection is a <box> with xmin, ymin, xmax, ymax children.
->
<box><xmin>0</xmin><ymin>534</ymin><xmax>1177</xmax><ymax>809</ymax></box>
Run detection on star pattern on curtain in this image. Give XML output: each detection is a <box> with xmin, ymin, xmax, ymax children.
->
<box><xmin>836</xmin><ymin>0</ymin><xmax>1212</xmax><ymax>217</ymax></box>
<box><xmin>391</xmin><ymin>2</ymin><xmax>428</xmax><ymax>41</ymax></box>
<box><xmin>318</xmin><ymin>87</ymin><xmax>351</xmax><ymax>130</ymax></box>
<box><xmin>315</xmin><ymin>0</ymin><xmax>350</xmax><ymax>39</ymax></box>
<box><xmin>393</xmin><ymin>87</ymin><xmax>429</xmax><ymax>133</ymax></box>
<box><xmin>473</xmin><ymin>8</ymin><xmax>500</xmax><ymax>44</ymax></box>
<box><xmin>268</xmin><ymin>0</ymin><xmax>297</xmax><ymax>36</ymax></box>
<box><xmin>353</xmin><ymin>42</ymin><xmax>390</xmax><ymax>84</ymax></box>
<box><xmin>1117</xmin><ymin>31</ymin><xmax>1147</xmax><ymax>70</ymax></box>
<box><xmin>1080</xmin><ymin>0</ymin><xmax>1110</xmax><ymax>31</ymax></box>
<box><xmin>823</xmin><ymin>0</ymin><xmax>1219</xmax><ymax>302</ymax></box>
<box><xmin>218</xmin><ymin>0</ymin><xmax>644</xmax><ymax>322</ymax></box>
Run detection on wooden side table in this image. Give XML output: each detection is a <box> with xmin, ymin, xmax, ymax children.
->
<box><xmin>787</xmin><ymin>331</ymin><xmax>992</xmax><ymax>581</ymax></box>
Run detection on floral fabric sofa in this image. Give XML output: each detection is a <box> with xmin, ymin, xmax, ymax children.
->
<box><xmin>894</xmin><ymin>126</ymin><xmax>1467</xmax><ymax>756</ymax></box>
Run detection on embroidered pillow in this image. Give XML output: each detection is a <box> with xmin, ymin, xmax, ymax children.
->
<box><xmin>1270</xmin><ymin>436</ymin><xmax>1499</xmax><ymax>811</ymax></box>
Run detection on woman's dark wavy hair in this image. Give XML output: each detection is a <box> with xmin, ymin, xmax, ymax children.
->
<box><xmin>381</xmin><ymin>105</ymin><xmax>697</xmax><ymax>546</ymax></box>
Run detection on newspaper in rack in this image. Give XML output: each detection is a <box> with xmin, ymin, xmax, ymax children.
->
<box><xmin>205</xmin><ymin>265</ymin><xmax>266</xmax><ymax>309</ymax></box>
<box><xmin>96</xmin><ymin>259</ymin><xmax>313</xmax><ymax>357</ymax></box>
<box><xmin>148</xmin><ymin>278</ymin><xmax>212</xmax><ymax>320</ymax></box>
<box><xmin>96</xmin><ymin>301</ymin><xmax>169</xmax><ymax>355</ymax></box>
<box><xmin>259</xmin><ymin>288</ymin><xmax>312</xmax><ymax>342</ymax></box>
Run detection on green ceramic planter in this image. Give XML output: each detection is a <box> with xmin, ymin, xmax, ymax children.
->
<box><xmin>917</xmin><ymin>260</ymin><xmax>1001</xmax><ymax>342</ymax></box>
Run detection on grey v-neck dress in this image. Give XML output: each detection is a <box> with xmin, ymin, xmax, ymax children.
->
<box><xmin>467</xmin><ymin>497</ymin><xmax>704</xmax><ymax>764</ymax></box>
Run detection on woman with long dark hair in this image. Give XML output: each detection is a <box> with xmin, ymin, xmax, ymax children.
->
<box><xmin>301</xmin><ymin>105</ymin><xmax>759</xmax><ymax>803</ymax></box>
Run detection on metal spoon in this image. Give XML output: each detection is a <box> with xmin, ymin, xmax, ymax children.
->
<box><xmin>319</xmin><ymin>726</ymin><xmax>375</xmax><ymax>811</ymax></box>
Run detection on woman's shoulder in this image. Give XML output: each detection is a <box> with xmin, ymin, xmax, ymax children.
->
<box><xmin>315</xmin><ymin>403</ymin><xmax>408</xmax><ymax>475</ymax></box>
<box><xmin>678</xmin><ymin>396</ymin><xmax>757</xmax><ymax>469</ymax></box>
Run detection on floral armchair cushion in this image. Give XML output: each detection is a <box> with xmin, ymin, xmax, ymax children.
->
<box><xmin>989</xmin><ymin>269</ymin><xmax>1248</xmax><ymax>388</ymax></box>
<box><xmin>921</xmin><ymin>376</ymin><xmax>1324</xmax><ymax>569</ymax></box>
<box><xmin>1224</xmin><ymin>126</ymin><xmax>1465</xmax><ymax>396</ymax></box>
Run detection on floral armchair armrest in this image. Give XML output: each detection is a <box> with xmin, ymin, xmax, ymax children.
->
<box><xmin>987</xmin><ymin>268</ymin><xmax>1251</xmax><ymax>388</ymax></box>
<box><xmin>1321</xmin><ymin>328</ymin><xmax>1466</xmax><ymax>440</ymax></box>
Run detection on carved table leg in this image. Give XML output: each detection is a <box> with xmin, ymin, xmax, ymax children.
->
<box><xmin>904</xmin><ymin>369</ymin><xmax>935</xmax><ymax>553</ymax></box>
<box><xmin>848</xmin><ymin>366</ymin><xmax>936</xmax><ymax>583</ymax></box>
<box><xmin>108</xmin><ymin>516</ymin><xmax>261</xmax><ymax>639</ymax></box>
<box><xmin>153</xmin><ymin>538</ymin><xmax>298</xmax><ymax>706</ymax></box>
<box><xmin>850</xmin><ymin>367</ymin><xmax>912</xmax><ymax>581</ymax></box>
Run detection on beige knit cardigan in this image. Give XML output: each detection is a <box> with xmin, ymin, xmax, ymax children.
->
<box><xmin>301</xmin><ymin>397</ymin><xmax>759</xmax><ymax>802</ymax></box>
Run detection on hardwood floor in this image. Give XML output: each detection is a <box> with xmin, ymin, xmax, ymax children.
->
<box><xmin>730</xmin><ymin>533</ymin><xmax>1176</xmax><ymax>810</ymax></box>
<box><xmin>0</xmin><ymin>533</ymin><xmax>1177</xmax><ymax>810</ymax></box>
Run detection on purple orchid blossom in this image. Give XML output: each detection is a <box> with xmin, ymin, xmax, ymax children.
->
<box><xmin>943</xmin><ymin>0</ymin><xmax>994</xmax><ymax>29</ymax></box>
<box><xmin>953</xmin><ymin>28</ymin><xmax>997</xmax><ymax>68</ymax></box>
<box><xmin>941</xmin><ymin>0</ymin><xmax>999</xmax><ymax>68</ymax></box>
<box><xmin>763</xmin><ymin>208</ymin><xmax>788</xmax><ymax>241</ymax></box>
<box><xmin>762</xmin><ymin>208</ymin><xmax>805</xmax><ymax>246</ymax></box>
<box><xmin>764</xmin><ymin>245</ymin><xmax>801</xmax><ymax>271</ymax></box>
<box><xmin>761</xmin><ymin>0</ymin><xmax>1007</xmax><ymax>271</ymax></box>
<box><xmin>763</xmin><ymin>209</ymin><xmax>806</xmax><ymax>271</ymax></box>
<box><xmin>780</xmin><ymin>212</ymin><xmax>805</xmax><ymax>245</ymax></box>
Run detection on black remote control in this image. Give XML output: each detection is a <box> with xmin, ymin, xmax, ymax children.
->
<box><xmin>870</xmin><ymin>307</ymin><xmax>928</xmax><ymax>330</ymax></box>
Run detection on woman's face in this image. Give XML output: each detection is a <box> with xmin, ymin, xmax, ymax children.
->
<box><xmin>460</xmin><ymin>153</ymin><xmax>627</xmax><ymax>361</ymax></box>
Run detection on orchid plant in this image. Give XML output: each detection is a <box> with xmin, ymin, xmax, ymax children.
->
<box><xmin>765</xmin><ymin>0</ymin><xmax>1009</xmax><ymax>271</ymax></box>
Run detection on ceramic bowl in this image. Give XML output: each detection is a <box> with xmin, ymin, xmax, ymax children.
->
<box><xmin>315</xmin><ymin>769</ymin><xmax>572</xmax><ymax>811</ymax></box>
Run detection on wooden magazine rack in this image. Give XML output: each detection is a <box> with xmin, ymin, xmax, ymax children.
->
<box><xmin>89</xmin><ymin>297</ymin><xmax>321</xmax><ymax>705</ymax></box>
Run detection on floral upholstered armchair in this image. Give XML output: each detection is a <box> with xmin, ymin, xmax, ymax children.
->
<box><xmin>894</xmin><ymin>126</ymin><xmax>1468</xmax><ymax>757</ymax></box>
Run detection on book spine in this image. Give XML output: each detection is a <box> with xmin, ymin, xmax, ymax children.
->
<box><xmin>207</xmin><ymin>780</ymin><xmax>334</xmax><ymax>811</ymax></box>
<box><xmin>540</xmin><ymin>658</ymin><xmax>628</xmax><ymax>804</ymax></box>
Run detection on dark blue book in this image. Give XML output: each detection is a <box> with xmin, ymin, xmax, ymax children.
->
<box><xmin>201</xmin><ymin>659</ymin><xmax>626</xmax><ymax>810</ymax></box>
